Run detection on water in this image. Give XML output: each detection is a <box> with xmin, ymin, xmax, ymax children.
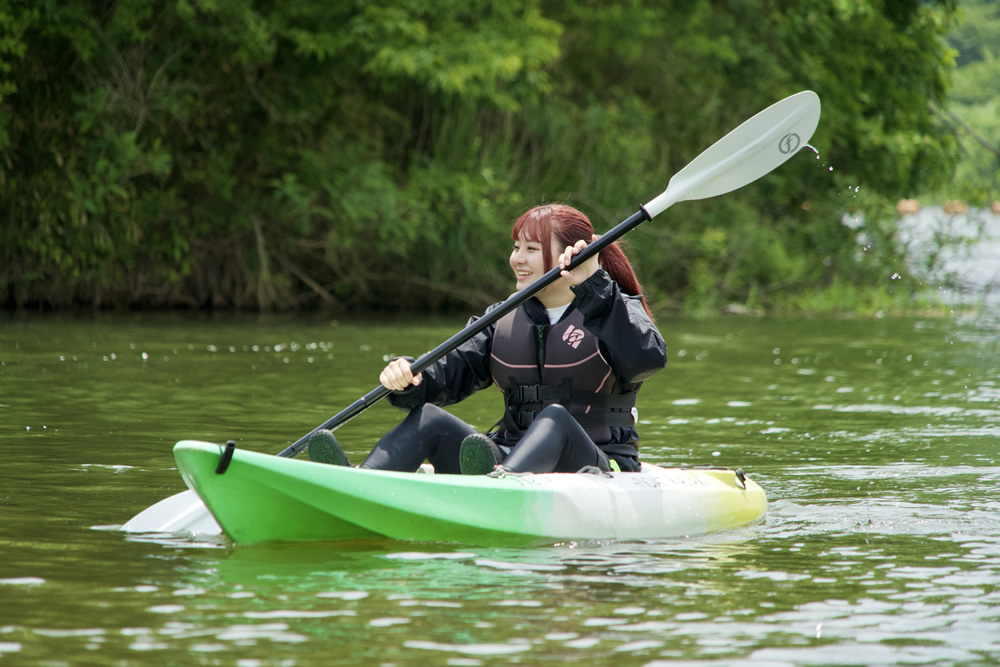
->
<box><xmin>2</xmin><ymin>310</ymin><xmax>999</xmax><ymax>664</ymax></box>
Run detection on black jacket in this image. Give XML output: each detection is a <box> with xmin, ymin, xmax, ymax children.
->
<box><xmin>387</xmin><ymin>269</ymin><xmax>667</xmax><ymax>451</ymax></box>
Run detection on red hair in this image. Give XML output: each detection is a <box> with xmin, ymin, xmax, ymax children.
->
<box><xmin>511</xmin><ymin>204</ymin><xmax>653</xmax><ymax>318</ymax></box>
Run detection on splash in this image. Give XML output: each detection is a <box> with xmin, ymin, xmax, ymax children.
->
<box><xmin>805</xmin><ymin>143</ymin><xmax>834</xmax><ymax>172</ymax></box>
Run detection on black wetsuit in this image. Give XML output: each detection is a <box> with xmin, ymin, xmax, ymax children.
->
<box><xmin>359</xmin><ymin>269</ymin><xmax>667</xmax><ymax>473</ymax></box>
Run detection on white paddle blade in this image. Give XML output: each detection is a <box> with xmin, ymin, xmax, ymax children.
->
<box><xmin>644</xmin><ymin>90</ymin><xmax>821</xmax><ymax>218</ymax></box>
<box><xmin>121</xmin><ymin>489</ymin><xmax>222</xmax><ymax>535</ymax></box>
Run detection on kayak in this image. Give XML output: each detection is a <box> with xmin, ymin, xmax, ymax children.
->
<box><xmin>172</xmin><ymin>440</ymin><xmax>767</xmax><ymax>546</ymax></box>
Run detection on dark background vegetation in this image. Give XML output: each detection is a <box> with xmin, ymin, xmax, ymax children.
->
<box><xmin>2</xmin><ymin>0</ymin><xmax>997</xmax><ymax>314</ymax></box>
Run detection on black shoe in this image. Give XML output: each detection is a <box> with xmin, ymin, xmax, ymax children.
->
<box><xmin>459</xmin><ymin>433</ymin><xmax>504</xmax><ymax>475</ymax></box>
<box><xmin>307</xmin><ymin>429</ymin><xmax>351</xmax><ymax>466</ymax></box>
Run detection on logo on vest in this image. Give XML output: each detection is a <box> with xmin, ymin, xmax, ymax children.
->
<box><xmin>562</xmin><ymin>325</ymin><xmax>585</xmax><ymax>349</ymax></box>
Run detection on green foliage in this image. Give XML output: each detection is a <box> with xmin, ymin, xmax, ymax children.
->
<box><xmin>0</xmin><ymin>0</ymin><xmax>969</xmax><ymax>315</ymax></box>
<box><xmin>923</xmin><ymin>0</ymin><xmax>1000</xmax><ymax>204</ymax></box>
<box><xmin>770</xmin><ymin>277</ymin><xmax>946</xmax><ymax>318</ymax></box>
<box><xmin>541</xmin><ymin>0</ymin><xmax>962</xmax><ymax>314</ymax></box>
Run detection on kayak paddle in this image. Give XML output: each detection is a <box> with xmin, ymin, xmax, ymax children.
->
<box><xmin>122</xmin><ymin>90</ymin><xmax>821</xmax><ymax>536</ymax></box>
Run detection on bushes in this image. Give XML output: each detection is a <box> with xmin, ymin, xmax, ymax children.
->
<box><xmin>0</xmin><ymin>0</ymin><xmax>963</xmax><ymax>313</ymax></box>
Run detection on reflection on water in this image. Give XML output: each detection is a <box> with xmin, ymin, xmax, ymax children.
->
<box><xmin>1</xmin><ymin>311</ymin><xmax>998</xmax><ymax>664</ymax></box>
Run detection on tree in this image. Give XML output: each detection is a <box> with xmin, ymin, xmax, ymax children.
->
<box><xmin>0</xmin><ymin>0</ymin><xmax>963</xmax><ymax>314</ymax></box>
<box><xmin>538</xmin><ymin>0</ymin><xmax>960</xmax><ymax>313</ymax></box>
<box><xmin>930</xmin><ymin>0</ymin><xmax>1000</xmax><ymax>204</ymax></box>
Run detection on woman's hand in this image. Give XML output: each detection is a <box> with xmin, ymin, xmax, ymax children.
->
<box><xmin>558</xmin><ymin>235</ymin><xmax>600</xmax><ymax>286</ymax></box>
<box><xmin>379</xmin><ymin>357</ymin><xmax>422</xmax><ymax>391</ymax></box>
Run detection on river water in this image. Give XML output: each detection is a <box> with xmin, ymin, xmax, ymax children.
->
<box><xmin>2</xmin><ymin>303</ymin><xmax>998</xmax><ymax>665</ymax></box>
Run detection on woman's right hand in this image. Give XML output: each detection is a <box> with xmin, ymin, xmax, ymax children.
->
<box><xmin>380</xmin><ymin>357</ymin><xmax>422</xmax><ymax>391</ymax></box>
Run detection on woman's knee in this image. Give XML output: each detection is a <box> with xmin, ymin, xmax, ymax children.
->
<box><xmin>408</xmin><ymin>403</ymin><xmax>447</xmax><ymax>424</ymax></box>
<box><xmin>537</xmin><ymin>403</ymin><xmax>572</xmax><ymax>423</ymax></box>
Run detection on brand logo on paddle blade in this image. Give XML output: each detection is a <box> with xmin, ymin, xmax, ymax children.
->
<box><xmin>779</xmin><ymin>132</ymin><xmax>801</xmax><ymax>154</ymax></box>
<box><xmin>563</xmin><ymin>325</ymin><xmax>585</xmax><ymax>349</ymax></box>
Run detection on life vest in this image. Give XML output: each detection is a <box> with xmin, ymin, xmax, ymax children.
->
<box><xmin>489</xmin><ymin>302</ymin><xmax>636</xmax><ymax>444</ymax></box>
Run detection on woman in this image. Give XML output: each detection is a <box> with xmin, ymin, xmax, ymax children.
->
<box><xmin>308</xmin><ymin>204</ymin><xmax>667</xmax><ymax>474</ymax></box>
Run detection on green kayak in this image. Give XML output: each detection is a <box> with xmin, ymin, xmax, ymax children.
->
<box><xmin>173</xmin><ymin>440</ymin><xmax>767</xmax><ymax>546</ymax></box>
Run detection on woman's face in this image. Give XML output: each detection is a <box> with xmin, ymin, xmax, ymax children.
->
<box><xmin>510</xmin><ymin>232</ymin><xmax>562</xmax><ymax>292</ymax></box>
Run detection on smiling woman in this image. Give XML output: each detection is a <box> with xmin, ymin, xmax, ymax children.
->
<box><xmin>333</xmin><ymin>202</ymin><xmax>667</xmax><ymax>477</ymax></box>
<box><xmin>508</xmin><ymin>205</ymin><xmax>653</xmax><ymax>319</ymax></box>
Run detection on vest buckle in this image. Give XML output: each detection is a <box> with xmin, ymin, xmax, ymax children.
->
<box><xmin>518</xmin><ymin>385</ymin><xmax>541</xmax><ymax>403</ymax></box>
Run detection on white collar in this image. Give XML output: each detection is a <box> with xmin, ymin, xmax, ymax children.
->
<box><xmin>545</xmin><ymin>303</ymin><xmax>570</xmax><ymax>325</ymax></box>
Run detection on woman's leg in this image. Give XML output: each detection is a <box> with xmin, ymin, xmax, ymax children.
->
<box><xmin>502</xmin><ymin>404</ymin><xmax>610</xmax><ymax>473</ymax></box>
<box><xmin>360</xmin><ymin>404</ymin><xmax>477</xmax><ymax>474</ymax></box>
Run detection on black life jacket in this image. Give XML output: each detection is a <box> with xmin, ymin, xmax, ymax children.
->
<box><xmin>489</xmin><ymin>302</ymin><xmax>637</xmax><ymax>444</ymax></box>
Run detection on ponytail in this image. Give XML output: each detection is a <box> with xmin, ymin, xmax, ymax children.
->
<box><xmin>511</xmin><ymin>204</ymin><xmax>654</xmax><ymax>319</ymax></box>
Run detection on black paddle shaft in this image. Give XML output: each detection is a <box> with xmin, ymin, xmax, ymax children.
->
<box><xmin>277</xmin><ymin>206</ymin><xmax>652</xmax><ymax>458</ymax></box>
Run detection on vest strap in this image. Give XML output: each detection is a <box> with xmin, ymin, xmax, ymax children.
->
<box><xmin>502</xmin><ymin>376</ymin><xmax>525</xmax><ymax>439</ymax></box>
<box><xmin>511</xmin><ymin>409</ymin><xmax>635</xmax><ymax>430</ymax></box>
<box><xmin>511</xmin><ymin>383</ymin><xmax>636</xmax><ymax>410</ymax></box>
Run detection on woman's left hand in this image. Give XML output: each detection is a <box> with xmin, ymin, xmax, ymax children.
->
<box><xmin>558</xmin><ymin>235</ymin><xmax>600</xmax><ymax>286</ymax></box>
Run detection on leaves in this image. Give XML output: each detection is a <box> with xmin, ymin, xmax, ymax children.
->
<box><xmin>0</xmin><ymin>0</ymin><xmax>974</xmax><ymax>313</ymax></box>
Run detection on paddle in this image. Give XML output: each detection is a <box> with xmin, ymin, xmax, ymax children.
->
<box><xmin>122</xmin><ymin>89</ymin><xmax>821</xmax><ymax>536</ymax></box>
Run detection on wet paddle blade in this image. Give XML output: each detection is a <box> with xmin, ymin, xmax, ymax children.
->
<box><xmin>644</xmin><ymin>90</ymin><xmax>821</xmax><ymax>217</ymax></box>
<box><xmin>121</xmin><ymin>489</ymin><xmax>221</xmax><ymax>535</ymax></box>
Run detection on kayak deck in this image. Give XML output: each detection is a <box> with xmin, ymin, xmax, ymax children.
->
<box><xmin>173</xmin><ymin>440</ymin><xmax>767</xmax><ymax>547</ymax></box>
